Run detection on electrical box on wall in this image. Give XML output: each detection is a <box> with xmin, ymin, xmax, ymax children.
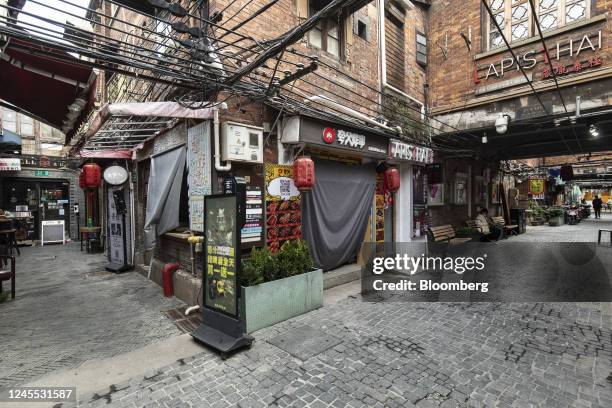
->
<box><xmin>221</xmin><ymin>122</ymin><xmax>264</xmax><ymax>163</ymax></box>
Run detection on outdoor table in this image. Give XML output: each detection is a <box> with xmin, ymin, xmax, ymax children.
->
<box><xmin>80</xmin><ymin>227</ymin><xmax>102</xmax><ymax>253</ymax></box>
<box><xmin>598</xmin><ymin>229</ymin><xmax>612</xmax><ymax>245</ymax></box>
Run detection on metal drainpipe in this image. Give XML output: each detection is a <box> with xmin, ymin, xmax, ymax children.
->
<box><xmin>213</xmin><ymin>107</ymin><xmax>231</xmax><ymax>172</ymax></box>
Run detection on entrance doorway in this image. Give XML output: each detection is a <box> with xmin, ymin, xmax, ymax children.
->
<box><xmin>2</xmin><ymin>178</ymin><xmax>71</xmax><ymax>242</ymax></box>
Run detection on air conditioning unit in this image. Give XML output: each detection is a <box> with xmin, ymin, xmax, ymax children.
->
<box><xmin>221</xmin><ymin>122</ymin><xmax>264</xmax><ymax>163</ymax></box>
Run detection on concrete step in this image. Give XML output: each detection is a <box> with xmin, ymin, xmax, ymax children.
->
<box><xmin>323</xmin><ymin>263</ymin><xmax>361</xmax><ymax>290</ymax></box>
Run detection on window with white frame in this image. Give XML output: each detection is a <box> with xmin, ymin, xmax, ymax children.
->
<box><xmin>486</xmin><ymin>0</ymin><xmax>590</xmax><ymax>50</ymax></box>
<box><xmin>2</xmin><ymin>109</ymin><xmax>17</xmax><ymax>133</ymax></box>
<box><xmin>309</xmin><ymin>1</ymin><xmax>342</xmax><ymax>58</ymax></box>
<box><xmin>19</xmin><ymin>113</ymin><xmax>33</xmax><ymax>136</ymax></box>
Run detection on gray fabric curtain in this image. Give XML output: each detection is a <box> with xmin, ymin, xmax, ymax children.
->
<box><xmin>144</xmin><ymin>145</ymin><xmax>186</xmax><ymax>250</ymax></box>
<box><xmin>302</xmin><ymin>159</ymin><xmax>376</xmax><ymax>271</ymax></box>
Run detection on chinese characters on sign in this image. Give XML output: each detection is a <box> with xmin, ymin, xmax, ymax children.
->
<box><xmin>242</xmin><ymin>185</ymin><xmax>263</xmax><ymax>245</ymax></box>
<box><xmin>542</xmin><ymin>55</ymin><xmax>603</xmax><ymax>79</ymax></box>
<box><xmin>187</xmin><ymin>122</ymin><xmax>212</xmax><ymax>232</ymax></box>
<box><xmin>205</xmin><ymin>195</ymin><xmax>238</xmax><ymax>317</ymax></box>
<box><xmin>528</xmin><ymin>178</ymin><xmax>546</xmax><ymax>196</ymax></box>
<box><xmin>265</xmin><ymin>164</ymin><xmax>302</xmax><ymax>252</ymax></box>
<box><xmin>475</xmin><ymin>30</ymin><xmax>603</xmax><ymax>83</ymax></box>
<box><xmin>0</xmin><ymin>158</ymin><xmax>21</xmax><ymax>171</ymax></box>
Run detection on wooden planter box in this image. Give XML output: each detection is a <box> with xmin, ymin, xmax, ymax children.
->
<box><xmin>240</xmin><ymin>269</ymin><xmax>323</xmax><ymax>333</ymax></box>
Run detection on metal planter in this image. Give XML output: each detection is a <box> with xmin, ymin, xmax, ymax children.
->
<box><xmin>240</xmin><ymin>269</ymin><xmax>323</xmax><ymax>333</ymax></box>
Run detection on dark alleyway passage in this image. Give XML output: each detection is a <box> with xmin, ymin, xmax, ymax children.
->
<box><xmin>0</xmin><ymin>243</ymin><xmax>182</xmax><ymax>390</ymax></box>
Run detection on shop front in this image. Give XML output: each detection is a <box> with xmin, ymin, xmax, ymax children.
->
<box><xmin>0</xmin><ymin>155</ymin><xmax>81</xmax><ymax>244</ymax></box>
<box><xmin>281</xmin><ymin>115</ymin><xmax>432</xmax><ymax>271</ymax></box>
<box><xmin>387</xmin><ymin>139</ymin><xmax>434</xmax><ymax>241</ymax></box>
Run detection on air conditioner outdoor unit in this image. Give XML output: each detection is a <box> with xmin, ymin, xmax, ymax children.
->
<box><xmin>221</xmin><ymin>122</ymin><xmax>264</xmax><ymax>163</ymax></box>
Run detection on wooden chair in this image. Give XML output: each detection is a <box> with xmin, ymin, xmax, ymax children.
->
<box><xmin>0</xmin><ymin>255</ymin><xmax>15</xmax><ymax>299</ymax></box>
<box><xmin>492</xmin><ymin>216</ymin><xmax>519</xmax><ymax>236</ymax></box>
<box><xmin>0</xmin><ymin>219</ymin><xmax>20</xmax><ymax>256</ymax></box>
<box><xmin>428</xmin><ymin>225</ymin><xmax>472</xmax><ymax>244</ymax></box>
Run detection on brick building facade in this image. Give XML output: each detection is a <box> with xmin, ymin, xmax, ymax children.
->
<box><xmin>423</xmin><ymin>0</ymin><xmax>612</xmax><ymax>225</ymax></box>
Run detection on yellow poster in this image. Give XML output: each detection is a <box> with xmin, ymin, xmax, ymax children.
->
<box><xmin>264</xmin><ymin>164</ymin><xmax>300</xmax><ymax>202</ymax></box>
<box><xmin>528</xmin><ymin>178</ymin><xmax>545</xmax><ymax>195</ymax></box>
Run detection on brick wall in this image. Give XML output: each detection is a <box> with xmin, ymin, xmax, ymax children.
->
<box><xmin>428</xmin><ymin>158</ymin><xmax>502</xmax><ymax>228</ymax></box>
<box><xmin>428</xmin><ymin>0</ymin><xmax>612</xmax><ymax>113</ymax></box>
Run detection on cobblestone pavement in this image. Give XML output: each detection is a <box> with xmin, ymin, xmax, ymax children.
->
<box><xmin>81</xmin><ymin>300</ymin><xmax>611</xmax><ymax>408</ymax></box>
<box><xmin>512</xmin><ymin>212</ymin><xmax>612</xmax><ymax>242</ymax></box>
<box><xmin>0</xmin><ymin>243</ymin><xmax>182</xmax><ymax>390</ymax></box>
<box><xmin>74</xmin><ymin>214</ymin><xmax>612</xmax><ymax>407</ymax></box>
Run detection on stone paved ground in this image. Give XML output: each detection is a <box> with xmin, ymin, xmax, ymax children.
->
<box><xmin>77</xmin><ymin>216</ymin><xmax>612</xmax><ymax>408</ymax></box>
<box><xmin>0</xmin><ymin>243</ymin><xmax>182</xmax><ymax>390</ymax></box>
<box><xmin>4</xmin><ymin>216</ymin><xmax>612</xmax><ymax>407</ymax></box>
<box><xmin>82</xmin><ymin>301</ymin><xmax>611</xmax><ymax>408</ymax></box>
<box><xmin>512</xmin><ymin>212</ymin><xmax>612</xmax><ymax>242</ymax></box>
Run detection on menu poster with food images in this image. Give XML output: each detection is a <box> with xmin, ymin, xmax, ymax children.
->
<box><xmin>265</xmin><ymin>164</ymin><xmax>301</xmax><ymax>252</ymax></box>
<box><xmin>205</xmin><ymin>195</ymin><xmax>238</xmax><ymax>317</ymax></box>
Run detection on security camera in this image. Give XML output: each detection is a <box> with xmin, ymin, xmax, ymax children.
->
<box><xmin>495</xmin><ymin>113</ymin><xmax>510</xmax><ymax>134</ymax></box>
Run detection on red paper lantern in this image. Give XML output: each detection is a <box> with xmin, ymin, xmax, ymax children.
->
<box><xmin>385</xmin><ymin>167</ymin><xmax>400</xmax><ymax>193</ymax></box>
<box><xmin>79</xmin><ymin>170</ymin><xmax>86</xmax><ymax>189</ymax></box>
<box><xmin>293</xmin><ymin>157</ymin><xmax>315</xmax><ymax>191</ymax></box>
<box><xmin>81</xmin><ymin>163</ymin><xmax>102</xmax><ymax>188</ymax></box>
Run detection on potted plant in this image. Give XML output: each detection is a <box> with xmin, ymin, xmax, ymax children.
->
<box><xmin>455</xmin><ymin>226</ymin><xmax>481</xmax><ymax>241</ymax></box>
<box><xmin>240</xmin><ymin>239</ymin><xmax>323</xmax><ymax>333</ymax></box>
<box><xmin>548</xmin><ymin>208</ymin><xmax>565</xmax><ymax>226</ymax></box>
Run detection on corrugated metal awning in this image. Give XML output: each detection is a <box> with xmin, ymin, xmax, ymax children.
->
<box><xmin>76</xmin><ymin>101</ymin><xmax>225</xmax><ymax>152</ymax></box>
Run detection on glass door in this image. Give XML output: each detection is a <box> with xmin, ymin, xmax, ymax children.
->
<box><xmin>39</xmin><ymin>181</ymin><xmax>70</xmax><ymax>235</ymax></box>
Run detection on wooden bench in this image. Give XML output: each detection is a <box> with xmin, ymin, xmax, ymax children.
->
<box><xmin>492</xmin><ymin>216</ymin><xmax>519</xmax><ymax>235</ymax></box>
<box><xmin>465</xmin><ymin>219</ymin><xmax>481</xmax><ymax>231</ymax></box>
<box><xmin>428</xmin><ymin>225</ymin><xmax>472</xmax><ymax>244</ymax></box>
<box><xmin>0</xmin><ymin>255</ymin><xmax>15</xmax><ymax>299</ymax></box>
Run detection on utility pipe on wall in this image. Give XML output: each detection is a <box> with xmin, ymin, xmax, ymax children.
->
<box><xmin>304</xmin><ymin>95</ymin><xmax>402</xmax><ymax>134</ymax></box>
<box><xmin>377</xmin><ymin>0</ymin><xmax>426</xmax><ymax>120</ymax></box>
<box><xmin>213</xmin><ymin>107</ymin><xmax>231</xmax><ymax>172</ymax></box>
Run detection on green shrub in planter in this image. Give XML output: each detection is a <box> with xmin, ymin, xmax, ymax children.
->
<box><xmin>548</xmin><ymin>208</ymin><xmax>565</xmax><ymax>217</ymax></box>
<box><xmin>242</xmin><ymin>239</ymin><xmax>314</xmax><ymax>287</ymax></box>
<box><xmin>548</xmin><ymin>207</ymin><xmax>564</xmax><ymax>226</ymax></box>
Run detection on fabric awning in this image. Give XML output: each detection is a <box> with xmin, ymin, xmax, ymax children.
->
<box><xmin>78</xmin><ymin>149</ymin><xmax>133</xmax><ymax>159</ymax></box>
<box><xmin>0</xmin><ymin>37</ymin><xmax>97</xmax><ymax>141</ymax></box>
<box><xmin>0</xmin><ymin>128</ymin><xmax>22</xmax><ymax>146</ymax></box>
<box><xmin>76</xmin><ymin>101</ymin><xmax>225</xmax><ymax>152</ymax></box>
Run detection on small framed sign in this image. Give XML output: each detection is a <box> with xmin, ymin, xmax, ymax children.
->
<box><xmin>41</xmin><ymin>220</ymin><xmax>65</xmax><ymax>245</ymax></box>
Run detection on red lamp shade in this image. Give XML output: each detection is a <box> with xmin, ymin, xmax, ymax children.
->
<box><xmin>81</xmin><ymin>163</ymin><xmax>102</xmax><ymax>188</ymax></box>
<box><xmin>293</xmin><ymin>157</ymin><xmax>315</xmax><ymax>191</ymax></box>
<box><xmin>385</xmin><ymin>167</ymin><xmax>400</xmax><ymax>193</ymax></box>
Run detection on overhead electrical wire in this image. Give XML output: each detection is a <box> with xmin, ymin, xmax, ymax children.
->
<box><xmin>2</xmin><ymin>0</ymin><xmax>477</xmax><ymax>152</ymax></box>
<box><xmin>527</xmin><ymin>0</ymin><xmax>584</xmax><ymax>155</ymax></box>
<box><xmin>481</xmin><ymin>0</ymin><xmax>576</xmax><ymax>156</ymax></box>
<box><xmin>56</xmin><ymin>0</ymin><xmax>472</xmax><ymax>143</ymax></box>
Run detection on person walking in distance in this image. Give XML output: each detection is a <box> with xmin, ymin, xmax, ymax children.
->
<box><xmin>592</xmin><ymin>195</ymin><xmax>603</xmax><ymax>219</ymax></box>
